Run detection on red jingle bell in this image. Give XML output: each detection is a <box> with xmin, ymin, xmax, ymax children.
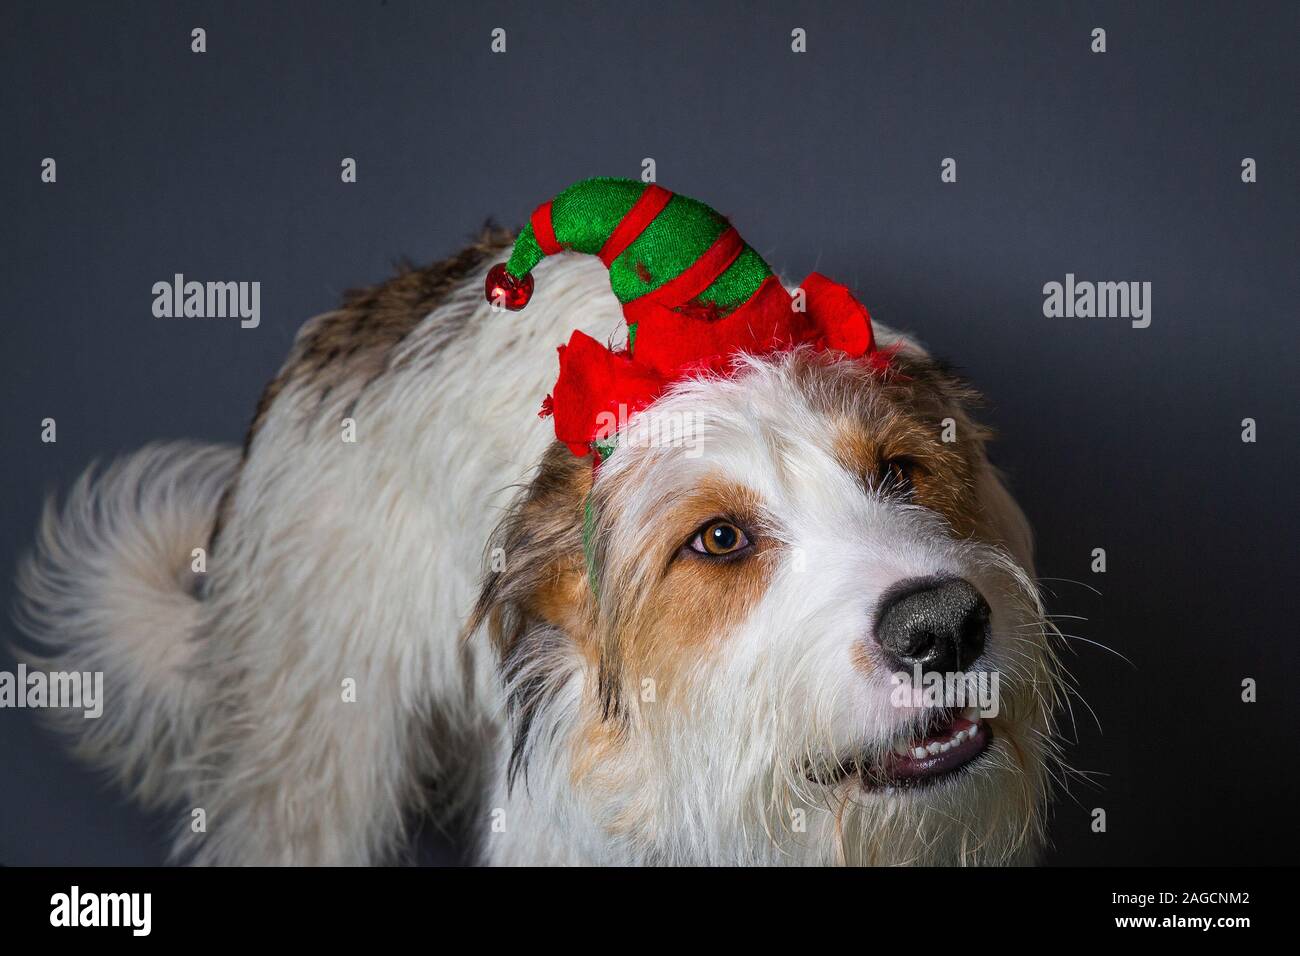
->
<box><xmin>485</xmin><ymin>263</ymin><xmax>534</xmax><ymax>311</ymax></box>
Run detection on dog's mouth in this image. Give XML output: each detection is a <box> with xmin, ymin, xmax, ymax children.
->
<box><xmin>806</xmin><ymin>707</ymin><xmax>992</xmax><ymax>790</ymax></box>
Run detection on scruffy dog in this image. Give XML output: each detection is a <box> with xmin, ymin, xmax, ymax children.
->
<box><xmin>18</xmin><ymin>179</ymin><xmax>1060</xmax><ymax>865</ymax></box>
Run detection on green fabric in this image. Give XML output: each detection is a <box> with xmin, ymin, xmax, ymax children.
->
<box><xmin>506</xmin><ymin>177</ymin><xmax>773</xmax><ymax>314</ymax></box>
<box><xmin>508</xmin><ymin>177</ymin><xmax>642</xmax><ymax>278</ymax></box>
<box><xmin>609</xmin><ymin>193</ymin><xmax>725</xmax><ymax>302</ymax></box>
<box><xmin>698</xmin><ymin>245</ymin><xmax>773</xmax><ymax>311</ymax></box>
<box><xmin>553</xmin><ymin>178</ymin><xmax>644</xmax><ymax>254</ymax></box>
<box><xmin>593</xmin><ymin>436</ymin><xmax>618</xmax><ymax>461</ymax></box>
<box><xmin>506</xmin><ymin>224</ymin><xmax>544</xmax><ymax>278</ymax></box>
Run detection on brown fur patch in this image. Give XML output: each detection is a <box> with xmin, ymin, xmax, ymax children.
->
<box><xmin>570</xmin><ymin>697</ymin><xmax>630</xmax><ymax>788</ymax></box>
<box><xmin>596</xmin><ymin>476</ymin><xmax>776</xmax><ymax>706</ymax></box>
<box><xmin>794</xmin><ymin>352</ymin><xmax>990</xmax><ymax>539</ymax></box>
<box><xmin>209</xmin><ymin>225</ymin><xmax>514</xmax><ymax>550</ymax></box>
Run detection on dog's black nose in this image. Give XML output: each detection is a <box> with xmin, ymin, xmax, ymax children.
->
<box><xmin>874</xmin><ymin>577</ymin><xmax>990</xmax><ymax>674</ymax></box>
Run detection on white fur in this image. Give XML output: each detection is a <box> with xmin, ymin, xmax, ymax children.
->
<box><xmin>16</xmin><ymin>443</ymin><xmax>239</xmax><ymax>806</ymax></box>
<box><xmin>16</xmin><ymin>254</ymin><xmax>1054</xmax><ymax>865</ymax></box>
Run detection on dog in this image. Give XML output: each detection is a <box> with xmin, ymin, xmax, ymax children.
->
<box><xmin>17</xmin><ymin>197</ymin><xmax>1061</xmax><ymax>866</ymax></box>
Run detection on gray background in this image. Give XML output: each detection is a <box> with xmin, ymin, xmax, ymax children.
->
<box><xmin>2</xmin><ymin>1</ymin><xmax>1296</xmax><ymax>865</ymax></box>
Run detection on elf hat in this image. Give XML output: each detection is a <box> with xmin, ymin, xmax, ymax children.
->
<box><xmin>485</xmin><ymin>177</ymin><xmax>885</xmax><ymax>458</ymax></box>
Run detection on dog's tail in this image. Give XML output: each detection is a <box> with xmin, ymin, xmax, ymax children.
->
<box><xmin>14</xmin><ymin>441</ymin><xmax>240</xmax><ymax>809</ymax></box>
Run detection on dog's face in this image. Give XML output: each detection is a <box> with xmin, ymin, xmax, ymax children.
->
<box><xmin>476</xmin><ymin>346</ymin><xmax>1059</xmax><ymax>865</ymax></box>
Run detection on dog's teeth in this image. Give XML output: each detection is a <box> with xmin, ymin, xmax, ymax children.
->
<box><xmin>953</xmin><ymin>729</ymin><xmax>968</xmax><ymax>743</ymax></box>
<box><xmin>892</xmin><ymin>739</ymin><xmax>911</xmax><ymax>757</ymax></box>
<box><xmin>912</xmin><ymin>746</ymin><xmax>928</xmax><ymax>759</ymax></box>
<box><xmin>926</xmin><ymin>742</ymin><xmax>943</xmax><ymax>756</ymax></box>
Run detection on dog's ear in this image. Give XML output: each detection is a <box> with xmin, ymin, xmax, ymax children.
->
<box><xmin>466</xmin><ymin>443</ymin><xmax>596</xmax><ymax>662</ymax></box>
<box><xmin>972</xmin><ymin>458</ymin><xmax>1035</xmax><ymax>572</ymax></box>
<box><xmin>466</xmin><ymin>444</ymin><xmax>601</xmax><ymax>790</ymax></box>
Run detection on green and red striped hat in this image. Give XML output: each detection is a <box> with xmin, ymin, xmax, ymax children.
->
<box><xmin>486</xmin><ymin>177</ymin><xmax>883</xmax><ymax>459</ymax></box>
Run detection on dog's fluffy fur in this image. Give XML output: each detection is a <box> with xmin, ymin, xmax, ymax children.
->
<box><xmin>17</xmin><ymin>230</ymin><xmax>1061</xmax><ymax>865</ymax></box>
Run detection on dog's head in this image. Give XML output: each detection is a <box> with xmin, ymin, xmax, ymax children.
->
<box><xmin>473</xmin><ymin>341</ymin><xmax>1060</xmax><ymax>865</ymax></box>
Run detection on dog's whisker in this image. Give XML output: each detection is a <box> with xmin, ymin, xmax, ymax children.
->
<box><xmin>1034</xmin><ymin>575</ymin><xmax>1103</xmax><ymax>597</ymax></box>
<box><xmin>1048</xmin><ymin>631</ymin><xmax>1137</xmax><ymax>670</ymax></box>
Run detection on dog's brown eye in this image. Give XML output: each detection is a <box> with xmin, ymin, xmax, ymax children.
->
<box><xmin>689</xmin><ymin>520</ymin><xmax>751</xmax><ymax>557</ymax></box>
<box><xmin>879</xmin><ymin>456</ymin><xmax>925</xmax><ymax>493</ymax></box>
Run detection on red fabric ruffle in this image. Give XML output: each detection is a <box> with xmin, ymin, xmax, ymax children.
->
<box><xmin>543</xmin><ymin>273</ymin><xmax>883</xmax><ymax>454</ymax></box>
